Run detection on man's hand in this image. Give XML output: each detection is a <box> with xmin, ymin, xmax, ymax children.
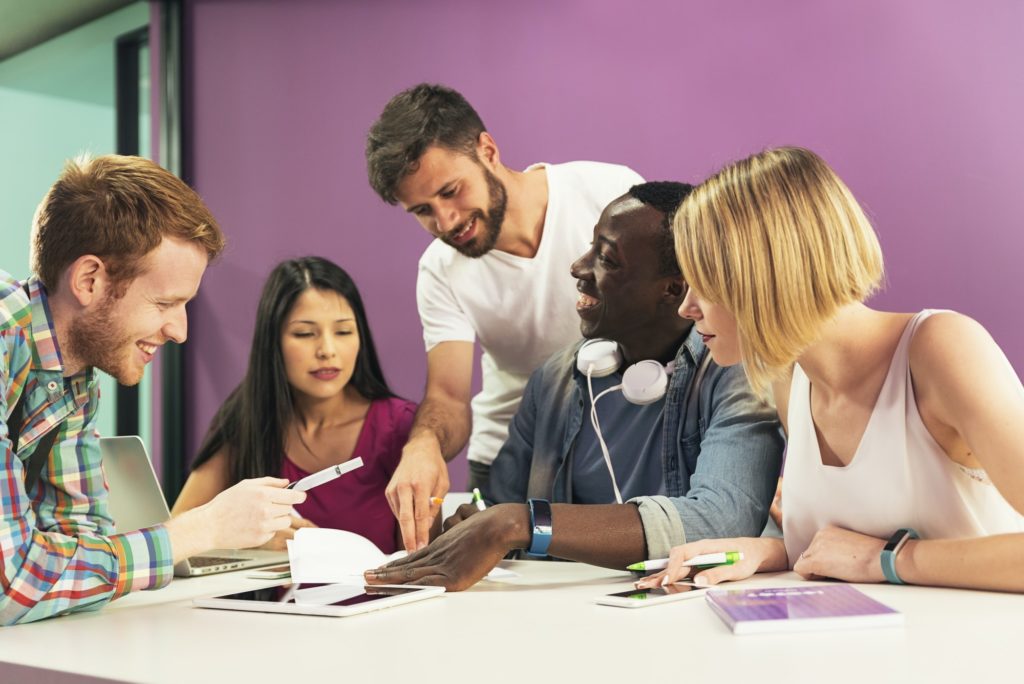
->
<box><xmin>365</xmin><ymin>504</ymin><xmax>528</xmax><ymax>591</ymax></box>
<box><xmin>442</xmin><ymin>503</ymin><xmax>482</xmax><ymax>532</ymax></box>
<box><xmin>386</xmin><ymin>437</ymin><xmax>450</xmax><ymax>551</ymax></box>
<box><xmin>204</xmin><ymin>477</ymin><xmax>307</xmax><ymax>550</ymax></box>
<box><xmin>259</xmin><ymin>514</ymin><xmax>318</xmax><ymax>551</ymax></box>
<box><xmin>168</xmin><ymin>477</ymin><xmax>306</xmax><ymax>561</ymax></box>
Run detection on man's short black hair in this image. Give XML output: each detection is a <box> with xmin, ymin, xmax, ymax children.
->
<box><xmin>627</xmin><ymin>181</ymin><xmax>694</xmax><ymax>276</ymax></box>
<box><xmin>365</xmin><ymin>83</ymin><xmax>486</xmax><ymax>204</ymax></box>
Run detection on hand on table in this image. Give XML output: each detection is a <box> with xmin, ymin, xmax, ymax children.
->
<box><xmin>365</xmin><ymin>504</ymin><xmax>524</xmax><ymax>591</ymax></box>
<box><xmin>386</xmin><ymin>442</ymin><xmax>449</xmax><ymax>552</ymax></box>
<box><xmin>793</xmin><ymin>525</ymin><xmax>887</xmax><ymax>583</ymax></box>
<box><xmin>634</xmin><ymin>536</ymin><xmax>786</xmax><ymax>589</ymax></box>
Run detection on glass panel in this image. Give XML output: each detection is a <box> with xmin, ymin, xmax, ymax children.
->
<box><xmin>0</xmin><ymin>3</ymin><xmax>149</xmax><ymax>442</ymax></box>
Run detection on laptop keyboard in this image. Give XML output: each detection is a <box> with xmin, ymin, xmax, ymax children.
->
<box><xmin>189</xmin><ymin>555</ymin><xmax>253</xmax><ymax>567</ymax></box>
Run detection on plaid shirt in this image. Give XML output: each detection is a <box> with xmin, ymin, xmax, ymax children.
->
<box><xmin>1</xmin><ymin>271</ymin><xmax>173</xmax><ymax>625</ymax></box>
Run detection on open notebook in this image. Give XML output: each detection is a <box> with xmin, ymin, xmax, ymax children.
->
<box><xmin>287</xmin><ymin>528</ymin><xmax>517</xmax><ymax>584</ymax></box>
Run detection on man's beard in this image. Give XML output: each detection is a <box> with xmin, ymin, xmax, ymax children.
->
<box><xmin>442</xmin><ymin>166</ymin><xmax>508</xmax><ymax>258</ymax></box>
<box><xmin>66</xmin><ymin>294</ymin><xmax>140</xmax><ymax>386</ymax></box>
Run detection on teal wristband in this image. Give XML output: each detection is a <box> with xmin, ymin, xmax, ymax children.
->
<box><xmin>880</xmin><ymin>528</ymin><xmax>918</xmax><ymax>584</ymax></box>
<box><xmin>526</xmin><ymin>499</ymin><xmax>552</xmax><ymax>557</ymax></box>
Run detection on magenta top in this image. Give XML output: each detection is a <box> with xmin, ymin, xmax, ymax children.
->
<box><xmin>280</xmin><ymin>397</ymin><xmax>416</xmax><ymax>554</ymax></box>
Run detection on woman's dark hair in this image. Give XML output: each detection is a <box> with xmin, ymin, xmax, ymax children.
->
<box><xmin>191</xmin><ymin>257</ymin><xmax>395</xmax><ymax>483</ymax></box>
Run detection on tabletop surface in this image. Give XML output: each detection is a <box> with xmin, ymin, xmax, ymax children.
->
<box><xmin>1</xmin><ymin>559</ymin><xmax>1022</xmax><ymax>684</ymax></box>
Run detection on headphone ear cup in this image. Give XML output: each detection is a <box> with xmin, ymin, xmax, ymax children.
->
<box><xmin>621</xmin><ymin>360</ymin><xmax>669</xmax><ymax>405</ymax></box>
<box><xmin>576</xmin><ymin>339</ymin><xmax>622</xmax><ymax>377</ymax></box>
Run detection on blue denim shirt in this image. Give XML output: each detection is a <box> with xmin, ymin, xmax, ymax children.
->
<box><xmin>488</xmin><ymin>327</ymin><xmax>784</xmax><ymax>558</ymax></box>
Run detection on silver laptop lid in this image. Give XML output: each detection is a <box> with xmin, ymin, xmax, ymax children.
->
<box><xmin>100</xmin><ymin>436</ymin><xmax>172</xmax><ymax>533</ymax></box>
<box><xmin>100</xmin><ymin>435</ymin><xmax>288</xmax><ymax>577</ymax></box>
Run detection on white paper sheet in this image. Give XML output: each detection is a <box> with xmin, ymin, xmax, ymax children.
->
<box><xmin>286</xmin><ymin>528</ymin><xmax>517</xmax><ymax>584</ymax></box>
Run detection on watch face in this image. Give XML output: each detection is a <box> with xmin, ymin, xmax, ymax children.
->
<box><xmin>884</xmin><ymin>529</ymin><xmax>915</xmax><ymax>553</ymax></box>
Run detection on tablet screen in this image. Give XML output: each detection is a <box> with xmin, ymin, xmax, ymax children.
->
<box><xmin>606</xmin><ymin>583</ymin><xmax>702</xmax><ymax>599</ymax></box>
<box><xmin>214</xmin><ymin>584</ymin><xmax>425</xmax><ymax>607</ymax></box>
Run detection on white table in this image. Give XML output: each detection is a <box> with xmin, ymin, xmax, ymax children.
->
<box><xmin>1</xmin><ymin>560</ymin><xmax>1022</xmax><ymax>684</ymax></box>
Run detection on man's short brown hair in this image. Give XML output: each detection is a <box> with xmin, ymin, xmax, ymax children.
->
<box><xmin>31</xmin><ymin>154</ymin><xmax>226</xmax><ymax>293</ymax></box>
<box><xmin>366</xmin><ymin>83</ymin><xmax>486</xmax><ymax>205</ymax></box>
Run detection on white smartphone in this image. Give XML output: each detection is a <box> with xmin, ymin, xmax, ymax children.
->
<box><xmin>193</xmin><ymin>583</ymin><xmax>444</xmax><ymax>617</ymax></box>
<box><xmin>286</xmin><ymin>457</ymin><xmax>364</xmax><ymax>492</ymax></box>
<box><xmin>246</xmin><ymin>564</ymin><xmax>291</xmax><ymax>580</ymax></box>
<box><xmin>595</xmin><ymin>583</ymin><xmax>708</xmax><ymax>608</ymax></box>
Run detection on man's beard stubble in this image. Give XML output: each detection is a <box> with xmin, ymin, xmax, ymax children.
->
<box><xmin>442</xmin><ymin>166</ymin><xmax>508</xmax><ymax>259</ymax></box>
<box><xmin>66</xmin><ymin>294</ymin><xmax>139</xmax><ymax>386</ymax></box>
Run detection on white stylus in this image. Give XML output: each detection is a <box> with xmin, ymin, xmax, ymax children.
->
<box><xmin>286</xmin><ymin>457</ymin><xmax>364</xmax><ymax>492</ymax></box>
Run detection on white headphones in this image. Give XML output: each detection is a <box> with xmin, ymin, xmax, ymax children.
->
<box><xmin>575</xmin><ymin>339</ymin><xmax>676</xmax><ymax>504</ymax></box>
<box><xmin>576</xmin><ymin>339</ymin><xmax>675</xmax><ymax>405</ymax></box>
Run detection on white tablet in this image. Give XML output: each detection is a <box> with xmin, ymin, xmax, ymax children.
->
<box><xmin>193</xmin><ymin>583</ymin><xmax>444</xmax><ymax>617</ymax></box>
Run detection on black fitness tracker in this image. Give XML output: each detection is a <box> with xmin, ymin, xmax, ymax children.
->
<box><xmin>881</xmin><ymin>527</ymin><xmax>919</xmax><ymax>584</ymax></box>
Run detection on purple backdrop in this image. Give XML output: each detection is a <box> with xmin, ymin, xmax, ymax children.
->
<box><xmin>182</xmin><ymin>0</ymin><xmax>1024</xmax><ymax>490</ymax></box>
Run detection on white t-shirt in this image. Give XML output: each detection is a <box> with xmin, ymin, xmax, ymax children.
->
<box><xmin>416</xmin><ymin>161</ymin><xmax>644</xmax><ymax>465</ymax></box>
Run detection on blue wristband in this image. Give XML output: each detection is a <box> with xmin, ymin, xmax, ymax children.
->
<box><xmin>880</xmin><ymin>528</ymin><xmax>918</xmax><ymax>584</ymax></box>
<box><xmin>526</xmin><ymin>499</ymin><xmax>552</xmax><ymax>557</ymax></box>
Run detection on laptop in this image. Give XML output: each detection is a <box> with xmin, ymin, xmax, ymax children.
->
<box><xmin>101</xmin><ymin>435</ymin><xmax>289</xmax><ymax>577</ymax></box>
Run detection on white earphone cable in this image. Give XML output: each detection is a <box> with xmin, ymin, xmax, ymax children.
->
<box><xmin>587</xmin><ymin>363</ymin><xmax>624</xmax><ymax>505</ymax></box>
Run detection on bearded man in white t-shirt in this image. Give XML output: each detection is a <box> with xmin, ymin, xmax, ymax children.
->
<box><xmin>366</xmin><ymin>83</ymin><xmax>642</xmax><ymax>552</ymax></box>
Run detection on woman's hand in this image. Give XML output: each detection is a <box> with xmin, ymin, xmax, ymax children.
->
<box><xmin>635</xmin><ymin>536</ymin><xmax>788</xmax><ymax>589</ymax></box>
<box><xmin>793</xmin><ymin>525</ymin><xmax>887</xmax><ymax>583</ymax></box>
<box><xmin>769</xmin><ymin>477</ymin><xmax>783</xmax><ymax>529</ymax></box>
<box><xmin>259</xmin><ymin>514</ymin><xmax>319</xmax><ymax>551</ymax></box>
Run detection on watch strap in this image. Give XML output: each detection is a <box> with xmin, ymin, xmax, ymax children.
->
<box><xmin>880</xmin><ymin>527</ymin><xmax>919</xmax><ymax>584</ymax></box>
<box><xmin>527</xmin><ymin>499</ymin><xmax>552</xmax><ymax>557</ymax></box>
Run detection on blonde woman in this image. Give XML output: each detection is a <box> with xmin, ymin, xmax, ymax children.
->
<box><xmin>638</xmin><ymin>147</ymin><xmax>1024</xmax><ymax>593</ymax></box>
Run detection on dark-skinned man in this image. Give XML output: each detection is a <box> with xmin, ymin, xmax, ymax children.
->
<box><xmin>365</xmin><ymin>182</ymin><xmax>784</xmax><ymax>590</ymax></box>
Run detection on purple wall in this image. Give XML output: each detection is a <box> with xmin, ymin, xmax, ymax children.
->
<box><xmin>183</xmin><ymin>0</ymin><xmax>1024</xmax><ymax>490</ymax></box>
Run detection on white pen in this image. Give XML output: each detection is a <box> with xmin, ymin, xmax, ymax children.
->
<box><xmin>627</xmin><ymin>551</ymin><xmax>744</xmax><ymax>573</ymax></box>
<box><xmin>286</xmin><ymin>457</ymin><xmax>364</xmax><ymax>492</ymax></box>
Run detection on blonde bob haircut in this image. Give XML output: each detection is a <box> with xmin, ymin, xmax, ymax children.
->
<box><xmin>673</xmin><ymin>147</ymin><xmax>884</xmax><ymax>394</ymax></box>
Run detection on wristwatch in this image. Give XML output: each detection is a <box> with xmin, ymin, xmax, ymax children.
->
<box><xmin>880</xmin><ymin>527</ymin><xmax>918</xmax><ymax>584</ymax></box>
<box><xmin>526</xmin><ymin>498</ymin><xmax>553</xmax><ymax>557</ymax></box>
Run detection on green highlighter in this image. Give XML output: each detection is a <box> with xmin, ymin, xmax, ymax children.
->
<box><xmin>627</xmin><ymin>551</ymin><xmax>743</xmax><ymax>573</ymax></box>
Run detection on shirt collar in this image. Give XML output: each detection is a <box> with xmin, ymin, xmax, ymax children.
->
<box><xmin>680</xmin><ymin>325</ymin><xmax>708</xmax><ymax>369</ymax></box>
<box><xmin>25</xmin><ymin>275</ymin><xmax>67</xmax><ymax>374</ymax></box>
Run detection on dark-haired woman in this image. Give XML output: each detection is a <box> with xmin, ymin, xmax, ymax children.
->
<box><xmin>172</xmin><ymin>257</ymin><xmax>416</xmax><ymax>553</ymax></box>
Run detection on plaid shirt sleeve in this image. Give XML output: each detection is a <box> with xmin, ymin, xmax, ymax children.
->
<box><xmin>1</xmin><ymin>283</ymin><xmax>174</xmax><ymax>626</ymax></box>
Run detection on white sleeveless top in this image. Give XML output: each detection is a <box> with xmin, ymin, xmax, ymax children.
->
<box><xmin>782</xmin><ymin>310</ymin><xmax>1024</xmax><ymax>566</ymax></box>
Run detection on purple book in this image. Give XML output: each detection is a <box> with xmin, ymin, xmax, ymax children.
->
<box><xmin>705</xmin><ymin>585</ymin><xmax>903</xmax><ymax>635</ymax></box>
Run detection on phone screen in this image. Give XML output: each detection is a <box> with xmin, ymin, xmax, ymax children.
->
<box><xmin>253</xmin><ymin>564</ymin><xmax>291</xmax><ymax>574</ymax></box>
<box><xmin>607</xmin><ymin>583</ymin><xmax>701</xmax><ymax>600</ymax></box>
<box><xmin>214</xmin><ymin>584</ymin><xmax>425</xmax><ymax>607</ymax></box>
